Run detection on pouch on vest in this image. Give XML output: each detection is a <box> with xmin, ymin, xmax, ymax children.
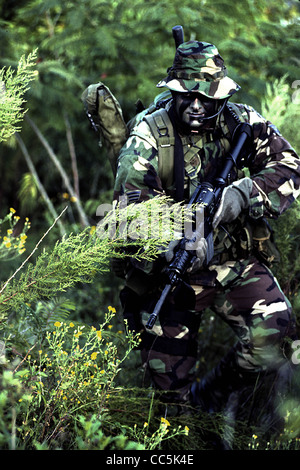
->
<box><xmin>81</xmin><ymin>82</ymin><xmax>129</xmax><ymax>176</ymax></box>
<box><xmin>252</xmin><ymin>218</ymin><xmax>281</xmax><ymax>267</ymax></box>
<box><xmin>216</xmin><ymin>215</ymin><xmax>280</xmax><ymax>268</ymax></box>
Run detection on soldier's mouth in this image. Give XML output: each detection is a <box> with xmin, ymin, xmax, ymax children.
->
<box><xmin>189</xmin><ymin>113</ymin><xmax>206</xmax><ymax>120</ymax></box>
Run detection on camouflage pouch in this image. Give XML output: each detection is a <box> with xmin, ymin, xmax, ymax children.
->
<box><xmin>220</xmin><ymin>216</ymin><xmax>280</xmax><ymax>267</ymax></box>
<box><xmin>252</xmin><ymin>218</ymin><xmax>281</xmax><ymax>267</ymax></box>
<box><xmin>238</xmin><ymin>221</ymin><xmax>253</xmax><ymax>259</ymax></box>
<box><xmin>81</xmin><ymin>82</ymin><xmax>129</xmax><ymax>175</ymax></box>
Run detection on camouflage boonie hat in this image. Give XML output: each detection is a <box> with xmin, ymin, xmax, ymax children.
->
<box><xmin>157</xmin><ymin>41</ymin><xmax>240</xmax><ymax>99</ymax></box>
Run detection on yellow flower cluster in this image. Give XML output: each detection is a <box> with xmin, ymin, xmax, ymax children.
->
<box><xmin>18</xmin><ymin>305</ymin><xmax>142</xmax><ymax>427</ymax></box>
<box><xmin>62</xmin><ymin>192</ymin><xmax>77</xmax><ymax>203</ymax></box>
<box><xmin>132</xmin><ymin>414</ymin><xmax>190</xmax><ymax>450</ymax></box>
<box><xmin>0</xmin><ymin>209</ymin><xmax>30</xmax><ymax>258</ymax></box>
<box><xmin>160</xmin><ymin>417</ymin><xmax>170</xmax><ymax>427</ymax></box>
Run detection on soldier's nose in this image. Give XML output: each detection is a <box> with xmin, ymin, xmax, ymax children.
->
<box><xmin>191</xmin><ymin>98</ymin><xmax>203</xmax><ymax>110</ymax></box>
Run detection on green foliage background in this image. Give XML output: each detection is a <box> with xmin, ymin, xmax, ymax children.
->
<box><xmin>0</xmin><ymin>0</ymin><xmax>300</xmax><ymax>450</ymax></box>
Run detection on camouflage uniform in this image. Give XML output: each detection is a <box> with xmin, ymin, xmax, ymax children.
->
<box><xmin>114</xmin><ymin>42</ymin><xmax>300</xmax><ymax>412</ymax></box>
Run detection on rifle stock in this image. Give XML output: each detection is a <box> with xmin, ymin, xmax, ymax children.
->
<box><xmin>146</xmin><ymin>122</ymin><xmax>253</xmax><ymax>329</ymax></box>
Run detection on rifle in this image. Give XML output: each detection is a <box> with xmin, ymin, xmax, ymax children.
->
<box><xmin>145</xmin><ymin>121</ymin><xmax>253</xmax><ymax>329</ymax></box>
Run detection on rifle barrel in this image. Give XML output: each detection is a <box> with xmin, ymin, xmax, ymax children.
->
<box><xmin>146</xmin><ymin>284</ymin><xmax>172</xmax><ymax>329</ymax></box>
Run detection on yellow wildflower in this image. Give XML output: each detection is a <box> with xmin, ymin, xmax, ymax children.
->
<box><xmin>108</xmin><ymin>306</ymin><xmax>116</xmax><ymax>313</ymax></box>
<box><xmin>10</xmin><ymin>207</ymin><xmax>16</xmax><ymax>214</ymax></box>
<box><xmin>161</xmin><ymin>417</ymin><xmax>170</xmax><ymax>427</ymax></box>
<box><xmin>54</xmin><ymin>321</ymin><xmax>61</xmax><ymax>327</ymax></box>
<box><xmin>91</xmin><ymin>352</ymin><xmax>98</xmax><ymax>360</ymax></box>
<box><xmin>96</xmin><ymin>330</ymin><xmax>102</xmax><ymax>340</ymax></box>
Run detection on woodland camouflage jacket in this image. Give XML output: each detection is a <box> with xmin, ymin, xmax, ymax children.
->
<box><xmin>113</xmin><ymin>101</ymin><xmax>300</xmax><ymax>288</ymax></box>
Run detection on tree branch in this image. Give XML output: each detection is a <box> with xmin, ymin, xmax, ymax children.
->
<box><xmin>64</xmin><ymin>112</ymin><xmax>80</xmax><ymax>198</ymax></box>
<box><xmin>25</xmin><ymin>114</ymin><xmax>89</xmax><ymax>227</ymax></box>
<box><xmin>15</xmin><ymin>133</ymin><xmax>66</xmax><ymax>237</ymax></box>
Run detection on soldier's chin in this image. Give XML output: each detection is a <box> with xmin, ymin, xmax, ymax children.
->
<box><xmin>189</xmin><ymin>115</ymin><xmax>216</xmax><ymax>131</ymax></box>
<box><xmin>189</xmin><ymin>117</ymin><xmax>206</xmax><ymax>129</ymax></box>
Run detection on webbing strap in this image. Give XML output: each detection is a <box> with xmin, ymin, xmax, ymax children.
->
<box><xmin>144</xmin><ymin>109</ymin><xmax>175</xmax><ymax>191</ymax></box>
<box><xmin>167</xmin><ymin>107</ymin><xmax>185</xmax><ymax>201</ymax></box>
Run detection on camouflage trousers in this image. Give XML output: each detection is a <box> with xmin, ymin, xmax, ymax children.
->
<box><xmin>135</xmin><ymin>258</ymin><xmax>297</xmax><ymax>403</ymax></box>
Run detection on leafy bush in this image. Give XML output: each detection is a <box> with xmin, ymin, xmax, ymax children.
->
<box><xmin>1</xmin><ymin>42</ymin><xmax>300</xmax><ymax>451</ymax></box>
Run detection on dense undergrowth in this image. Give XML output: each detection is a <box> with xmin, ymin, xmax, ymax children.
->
<box><xmin>1</xmin><ymin>41</ymin><xmax>300</xmax><ymax>451</ymax></box>
<box><xmin>2</xmin><ymin>298</ymin><xmax>300</xmax><ymax>451</ymax></box>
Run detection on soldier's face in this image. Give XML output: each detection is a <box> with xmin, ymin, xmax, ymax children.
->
<box><xmin>174</xmin><ymin>92</ymin><xmax>217</xmax><ymax>129</ymax></box>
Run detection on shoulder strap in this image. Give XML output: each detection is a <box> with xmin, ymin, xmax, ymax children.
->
<box><xmin>144</xmin><ymin>108</ymin><xmax>186</xmax><ymax>201</ymax></box>
<box><xmin>144</xmin><ymin>109</ymin><xmax>175</xmax><ymax>190</ymax></box>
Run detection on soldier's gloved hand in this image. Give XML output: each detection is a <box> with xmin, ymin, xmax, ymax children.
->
<box><xmin>164</xmin><ymin>233</ymin><xmax>183</xmax><ymax>263</ymax></box>
<box><xmin>187</xmin><ymin>237</ymin><xmax>208</xmax><ymax>273</ymax></box>
<box><xmin>213</xmin><ymin>177</ymin><xmax>252</xmax><ymax>228</ymax></box>
<box><xmin>165</xmin><ymin>235</ymin><xmax>207</xmax><ymax>273</ymax></box>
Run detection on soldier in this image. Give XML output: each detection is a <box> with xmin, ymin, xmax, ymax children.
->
<box><xmin>113</xmin><ymin>41</ymin><xmax>300</xmax><ymax>427</ymax></box>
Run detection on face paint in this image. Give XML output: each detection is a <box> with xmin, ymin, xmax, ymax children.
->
<box><xmin>173</xmin><ymin>92</ymin><xmax>222</xmax><ymax>130</ymax></box>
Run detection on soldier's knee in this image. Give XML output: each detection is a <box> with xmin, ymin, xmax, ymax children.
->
<box><xmin>240</xmin><ymin>306</ymin><xmax>297</xmax><ymax>370</ymax></box>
